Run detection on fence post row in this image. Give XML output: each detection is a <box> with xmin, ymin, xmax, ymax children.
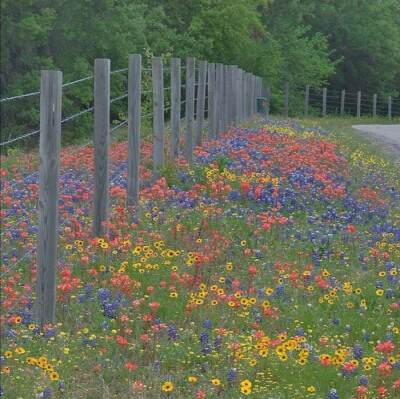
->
<box><xmin>195</xmin><ymin>60</ymin><xmax>207</xmax><ymax>147</ymax></box>
<box><xmin>93</xmin><ymin>59</ymin><xmax>110</xmax><ymax>237</ymax></box>
<box><xmin>152</xmin><ymin>57</ymin><xmax>164</xmax><ymax>177</ymax></box>
<box><xmin>185</xmin><ymin>57</ymin><xmax>195</xmax><ymax>163</ymax></box>
<box><xmin>127</xmin><ymin>54</ymin><xmax>141</xmax><ymax>207</ymax></box>
<box><xmin>36</xmin><ymin>70</ymin><xmax>62</xmax><ymax>326</ymax></box>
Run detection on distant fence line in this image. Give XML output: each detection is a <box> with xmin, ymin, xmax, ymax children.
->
<box><xmin>27</xmin><ymin>55</ymin><xmax>264</xmax><ymax>326</ymax></box>
<box><xmin>282</xmin><ymin>83</ymin><xmax>399</xmax><ymax>119</ymax></box>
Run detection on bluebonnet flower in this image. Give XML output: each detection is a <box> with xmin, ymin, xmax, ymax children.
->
<box><xmin>327</xmin><ymin>388</ymin><xmax>338</xmax><ymax>399</ymax></box>
<box><xmin>199</xmin><ymin>331</ymin><xmax>209</xmax><ymax>345</ymax></box>
<box><xmin>58</xmin><ymin>381</ymin><xmax>66</xmax><ymax>395</ymax></box>
<box><xmin>353</xmin><ymin>344</ymin><xmax>362</xmax><ymax>359</ymax></box>
<box><xmin>43</xmin><ymin>387</ymin><xmax>52</xmax><ymax>399</ymax></box>
<box><xmin>228</xmin><ymin>368</ymin><xmax>237</xmax><ymax>384</ymax></box>
<box><xmin>359</xmin><ymin>375</ymin><xmax>368</xmax><ymax>386</ymax></box>
<box><xmin>168</xmin><ymin>325</ymin><xmax>177</xmax><ymax>340</ymax></box>
<box><xmin>214</xmin><ymin>337</ymin><xmax>222</xmax><ymax>352</ymax></box>
<box><xmin>204</xmin><ymin>320</ymin><xmax>212</xmax><ymax>329</ymax></box>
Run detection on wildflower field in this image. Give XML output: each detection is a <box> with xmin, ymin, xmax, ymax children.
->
<box><xmin>1</xmin><ymin>118</ymin><xmax>399</xmax><ymax>398</ymax></box>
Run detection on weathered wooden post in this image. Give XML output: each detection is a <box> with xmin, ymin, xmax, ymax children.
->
<box><xmin>372</xmin><ymin>94</ymin><xmax>377</xmax><ymax>118</ymax></box>
<box><xmin>36</xmin><ymin>70</ymin><xmax>62</xmax><ymax>326</ymax></box>
<box><xmin>322</xmin><ymin>87</ymin><xmax>327</xmax><ymax>118</ymax></box>
<box><xmin>284</xmin><ymin>82</ymin><xmax>289</xmax><ymax>118</ymax></box>
<box><xmin>127</xmin><ymin>54</ymin><xmax>141</xmax><ymax>207</ymax></box>
<box><xmin>152</xmin><ymin>57</ymin><xmax>164</xmax><ymax>176</ymax></box>
<box><xmin>231</xmin><ymin>65</ymin><xmax>238</xmax><ymax>124</ymax></box>
<box><xmin>170</xmin><ymin>58</ymin><xmax>181</xmax><ymax>161</ymax></box>
<box><xmin>207</xmin><ymin>63</ymin><xmax>216</xmax><ymax>140</ymax></box>
<box><xmin>223</xmin><ymin>65</ymin><xmax>229</xmax><ymax>133</ymax></box>
<box><xmin>251</xmin><ymin>75</ymin><xmax>256</xmax><ymax>115</ymax></box>
<box><xmin>357</xmin><ymin>91</ymin><xmax>361</xmax><ymax>117</ymax></box>
<box><xmin>340</xmin><ymin>90</ymin><xmax>345</xmax><ymax>117</ymax></box>
<box><xmin>266</xmin><ymin>86</ymin><xmax>271</xmax><ymax>117</ymax></box>
<box><xmin>388</xmin><ymin>96</ymin><xmax>392</xmax><ymax>120</ymax></box>
<box><xmin>195</xmin><ymin>60</ymin><xmax>207</xmax><ymax>146</ymax></box>
<box><xmin>304</xmin><ymin>85</ymin><xmax>309</xmax><ymax>118</ymax></box>
<box><xmin>237</xmin><ymin>69</ymin><xmax>243</xmax><ymax>122</ymax></box>
<box><xmin>184</xmin><ymin>57</ymin><xmax>195</xmax><ymax>163</ymax></box>
<box><xmin>215</xmin><ymin>63</ymin><xmax>223</xmax><ymax>137</ymax></box>
<box><xmin>93</xmin><ymin>59</ymin><xmax>110</xmax><ymax>237</ymax></box>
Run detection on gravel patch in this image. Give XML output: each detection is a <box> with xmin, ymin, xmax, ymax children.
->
<box><xmin>352</xmin><ymin>124</ymin><xmax>400</xmax><ymax>160</ymax></box>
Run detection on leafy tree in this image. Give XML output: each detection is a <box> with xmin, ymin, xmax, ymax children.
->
<box><xmin>310</xmin><ymin>0</ymin><xmax>400</xmax><ymax>96</ymax></box>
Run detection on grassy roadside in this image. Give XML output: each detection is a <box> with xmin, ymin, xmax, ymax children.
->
<box><xmin>285</xmin><ymin>116</ymin><xmax>400</xmax><ymax>165</ymax></box>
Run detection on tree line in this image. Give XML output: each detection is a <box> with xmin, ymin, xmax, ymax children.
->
<box><xmin>1</xmin><ymin>0</ymin><xmax>399</xmax><ymax>146</ymax></box>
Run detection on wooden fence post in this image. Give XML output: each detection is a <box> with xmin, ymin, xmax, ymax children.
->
<box><xmin>266</xmin><ymin>86</ymin><xmax>270</xmax><ymax>117</ymax></box>
<box><xmin>36</xmin><ymin>70</ymin><xmax>62</xmax><ymax>326</ymax></box>
<box><xmin>207</xmin><ymin>63</ymin><xmax>216</xmax><ymax>140</ymax></box>
<box><xmin>244</xmin><ymin>72</ymin><xmax>250</xmax><ymax>119</ymax></box>
<box><xmin>372</xmin><ymin>94</ymin><xmax>377</xmax><ymax>118</ymax></box>
<box><xmin>251</xmin><ymin>75</ymin><xmax>256</xmax><ymax>115</ymax></box>
<box><xmin>237</xmin><ymin>69</ymin><xmax>243</xmax><ymax>122</ymax></box>
<box><xmin>322</xmin><ymin>87</ymin><xmax>327</xmax><ymax>118</ymax></box>
<box><xmin>223</xmin><ymin>65</ymin><xmax>229</xmax><ymax>133</ymax></box>
<box><xmin>170</xmin><ymin>58</ymin><xmax>181</xmax><ymax>161</ymax></box>
<box><xmin>185</xmin><ymin>57</ymin><xmax>195</xmax><ymax>163</ymax></box>
<box><xmin>340</xmin><ymin>90</ymin><xmax>345</xmax><ymax>117</ymax></box>
<box><xmin>304</xmin><ymin>85</ymin><xmax>309</xmax><ymax>118</ymax></box>
<box><xmin>357</xmin><ymin>91</ymin><xmax>361</xmax><ymax>117</ymax></box>
<box><xmin>231</xmin><ymin>65</ymin><xmax>238</xmax><ymax>124</ymax></box>
<box><xmin>284</xmin><ymin>82</ymin><xmax>289</xmax><ymax>118</ymax></box>
<box><xmin>195</xmin><ymin>60</ymin><xmax>207</xmax><ymax>146</ymax></box>
<box><xmin>241</xmin><ymin>70</ymin><xmax>247</xmax><ymax>119</ymax></box>
<box><xmin>127</xmin><ymin>54</ymin><xmax>141</xmax><ymax>207</ymax></box>
<box><xmin>215</xmin><ymin>63</ymin><xmax>223</xmax><ymax>137</ymax></box>
<box><xmin>93</xmin><ymin>59</ymin><xmax>110</xmax><ymax>237</ymax></box>
<box><xmin>388</xmin><ymin>96</ymin><xmax>392</xmax><ymax>120</ymax></box>
<box><xmin>152</xmin><ymin>57</ymin><xmax>164</xmax><ymax>176</ymax></box>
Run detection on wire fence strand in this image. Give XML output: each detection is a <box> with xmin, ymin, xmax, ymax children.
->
<box><xmin>0</xmin><ymin>91</ymin><xmax>40</xmax><ymax>103</ymax></box>
<box><xmin>0</xmin><ymin>129</ymin><xmax>41</xmax><ymax>146</ymax></box>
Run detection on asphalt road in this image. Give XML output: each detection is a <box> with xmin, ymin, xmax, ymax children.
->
<box><xmin>352</xmin><ymin>124</ymin><xmax>400</xmax><ymax>159</ymax></box>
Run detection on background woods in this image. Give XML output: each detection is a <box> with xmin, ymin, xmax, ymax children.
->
<box><xmin>1</xmin><ymin>0</ymin><xmax>400</xmax><ymax>145</ymax></box>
